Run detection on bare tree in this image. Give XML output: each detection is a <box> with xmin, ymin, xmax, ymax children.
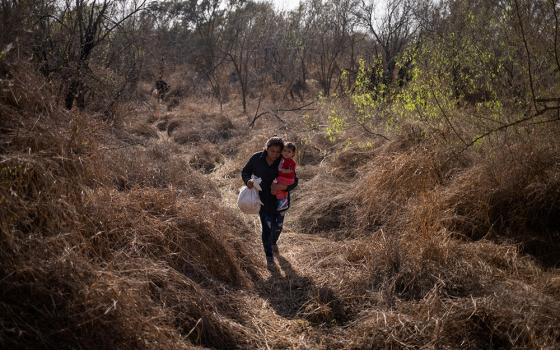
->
<box><xmin>29</xmin><ymin>0</ymin><xmax>147</xmax><ymax>110</ymax></box>
<box><xmin>223</xmin><ymin>2</ymin><xmax>276</xmax><ymax>112</ymax></box>
<box><xmin>66</xmin><ymin>0</ymin><xmax>147</xmax><ymax>109</ymax></box>
<box><xmin>306</xmin><ymin>0</ymin><xmax>357</xmax><ymax>96</ymax></box>
<box><xmin>356</xmin><ymin>0</ymin><xmax>417</xmax><ymax>83</ymax></box>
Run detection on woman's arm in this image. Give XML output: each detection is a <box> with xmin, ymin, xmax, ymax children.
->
<box><xmin>241</xmin><ymin>154</ymin><xmax>256</xmax><ymax>186</ymax></box>
<box><xmin>271</xmin><ymin>175</ymin><xmax>298</xmax><ymax>192</ymax></box>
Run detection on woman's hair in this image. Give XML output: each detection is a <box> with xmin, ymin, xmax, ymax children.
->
<box><xmin>284</xmin><ymin>142</ymin><xmax>296</xmax><ymax>152</ymax></box>
<box><xmin>264</xmin><ymin>136</ymin><xmax>284</xmax><ymax>150</ymax></box>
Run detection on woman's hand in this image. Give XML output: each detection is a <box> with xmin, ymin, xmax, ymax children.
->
<box><xmin>247</xmin><ymin>179</ymin><xmax>254</xmax><ymax>189</ymax></box>
<box><xmin>271</xmin><ymin>183</ymin><xmax>287</xmax><ymax>192</ymax></box>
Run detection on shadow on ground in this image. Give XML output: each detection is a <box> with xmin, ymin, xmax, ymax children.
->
<box><xmin>255</xmin><ymin>253</ymin><xmax>346</xmax><ymax>325</ymax></box>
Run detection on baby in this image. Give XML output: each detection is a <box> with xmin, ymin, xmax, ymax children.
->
<box><xmin>273</xmin><ymin>142</ymin><xmax>297</xmax><ymax>211</ymax></box>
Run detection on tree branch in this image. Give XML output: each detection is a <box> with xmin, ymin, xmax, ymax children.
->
<box><xmin>248</xmin><ymin>102</ymin><xmax>314</xmax><ymax>128</ymax></box>
<box><xmin>459</xmin><ymin>107</ymin><xmax>560</xmax><ymax>153</ymax></box>
<box><xmin>98</xmin><ymin>0</ymin><xmax>147</xmax><ymax>44</ymax></box>
<box><xmin>358</xmin><ymin>122</ymin><xmax>390</xmax><ymax>141</ymax></box>
<box><xmin>429</xmin><ymin>84</ymin><xmax>468</xmax><ymax>146</ymax></box>
<box><xmin>249</xmin><ymin>111</ymin><xmax>286</xmax><ymax>128</ymax></box>
<box><xmin>514</xmin><ymin>0</ymin><xmax>539</xmax><ymax>113</ymax></box>
<box><xmin>551</xmin><ymin>0</ymin><xmax>560</xmax><ymax>76</ymax></box>
<box><xmin>276</xmin><ymin>101</ymin><xmax>315</xmax><ymax>112</ymax></box>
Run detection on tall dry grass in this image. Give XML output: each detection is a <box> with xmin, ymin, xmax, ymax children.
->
<box><xmin>0</xmin><ymin>65</ymin><xmax>263</xmax><ymax>349</ymax></box>
<box><xmin>288</xmin><ymin>119</ymin><xmax>560</xmax><ymax>348</ymax></box>
<box><xmin>2</xmin><ymin>61</ymin><xmax>560</xmax><ymax>349</ymax></box>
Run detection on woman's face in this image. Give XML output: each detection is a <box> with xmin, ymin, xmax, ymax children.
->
<box><xmin>266</xmin><ymin>145</ymin><xmax>282</xmax><ymax>160</ymax></box>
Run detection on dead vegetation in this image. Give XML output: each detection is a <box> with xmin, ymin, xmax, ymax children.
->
<box><xmin>288</xmin><ymin>123</ymin><xmax>560</xmax><ymax>347</ymax></box>
<box><xmin>2</xmin><ymin>65</ymin><xmax>560</xmax><ymax>349</ymax></box>
<box><xmin>165</xmin><ymin>112</ymin><xmax>235</xmax><ymax>145</ymax></box>
<box><xmin>0</xmin><ymin>68</ymin><xmax>260</xmax><ymax>349</ymax></box>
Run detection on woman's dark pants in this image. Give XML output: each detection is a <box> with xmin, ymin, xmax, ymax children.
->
<box><xmin>259</xmin><ymin>209</ymin><xmax>285</xmax><ymax>257</ymax></box>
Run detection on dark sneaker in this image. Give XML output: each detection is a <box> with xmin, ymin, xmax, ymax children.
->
<box><xmin>277</xmin><ymin>198</ymin><xmax>289</xmax><ymax>211</ymax></box>
<box><xmin>272</xmin><ymin>244</ymin><xmax>279</xmax><ymax>255</ymax></box>
<box><xmin>266</xmin><ymin>256</ymin><xmax>280</xmax><ymax>274</ymax></box>
<box><xmin>266</xmin><ymin>256</ymin><xmax>275</xmax><ymax>266</ymax></box>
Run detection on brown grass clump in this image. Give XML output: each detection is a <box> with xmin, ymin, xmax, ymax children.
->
<box><xmin>1</xmin><ymin>251</ymin><xmax>255</xmax><ymax>349</ymax></box>
<box><xmin>439</xmin><ymin>141</ymin><xmax>560</xmax><ymax>238</ymax></box>
<box><xmin>354</xmin><ymin>145</ymin><xmax>457</xmax><ymax>231</ymax></box>
<box><xmin>316</xmin><ymin>226</ymin><xmax>560</xmax><ymax>349</ymax></box>
<box><xmin>188</xmin><ymin>143</ymin><xmax>224</xmax><ymax>173</ymax></box>
<box><xmin>0</xmin><ymin>69</ymin><xmax>102</xmax><ymax>248</ymax></box>
<box><xmin>1</xmin><ymin>255</ymin><xmax>192</xmax><ymax>350</ymax></box>
<box><xmin>0</xmin><ymin>67</ymin><xmax>263</xmax><ymax>349</ymax></box>
<box><xmin>346</xmin><ymin>285</ymin><xmax>560</xmax><ymax>349</ymax></box>
<box><xmin>329</xmin><ymin>147</ymin><xmax>375</xmax><ymax>178</ymax></box>
<box><xmin>291</xmin><ymin>173</ymin><xmax>357</xmax><ymax>235</ymax></box>
<box><xmin>292</xmin><ymin>141</ymin><xmax>457</xmax><ymax>236</ymax></box>
<box><xmin>105</xmin><ymin>142</ymin><xmax>220</xmax><ymax>197</ymax></box>
<box><xmin>167</xmin><ymin>112</ymin><xmax>235</xmax><ymax>145</ymax></box>
<box><xmin>130</xmin><ymin>122</ymin><xmax>159</xmax><ymax>139</ymax></box>
<box><xmin>84</xmin><ymin>188</ymin><xmax>256</xmax><ymax>287</ymax></box>
<box><xmin>406</xmin><ymin>131</ymin><xmax>560</xmax><ymax>266</ymax></box>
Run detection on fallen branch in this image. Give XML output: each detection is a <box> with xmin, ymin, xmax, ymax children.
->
<box><xmin>249</xmin><ymin>110</ymin><xmax>286</xmax><ymax>128</ymax></box>
<box><xmin>276</xmin><ymin>101</ymin><xmax>315</xmax><ymax>112</ymax></box>
<box><xmin>248</xmin><ymin>101</ymin><xmax>315</xmax><ymax>128</ymax></box>
<box><xmin>358</xmin><ymin>122</ymin><xmax>391</xmax><ymax>141</ymax></box>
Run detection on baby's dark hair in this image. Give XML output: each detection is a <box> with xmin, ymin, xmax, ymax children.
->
<box><xmin>284</xmin><ymin>142</ymin><xmax>296</xmax><ymax>152</ymax></box>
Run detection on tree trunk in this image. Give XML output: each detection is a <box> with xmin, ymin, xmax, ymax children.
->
<box><xmin>65</xmin><ymin>79</ymin><xmax>80</xmax><ymax>110</ymax></box>
<box><xmin>241</xmin><ymin>80</ymin><xmax>247</xmax><ymax>113</ymax></box>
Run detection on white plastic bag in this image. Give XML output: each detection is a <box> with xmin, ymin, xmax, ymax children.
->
<box><xmin>237</xmin><ymin>176</ymin><xmax>263</xmax><ymax>214</ymax></box>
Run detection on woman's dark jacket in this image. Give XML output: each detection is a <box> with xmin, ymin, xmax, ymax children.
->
<box><xmin>241</xmin><ymin>150</ymin><xmax>298</xmax><ymax>213</ymax></box>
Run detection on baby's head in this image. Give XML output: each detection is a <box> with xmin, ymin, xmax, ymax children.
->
<box><xmin>282</xmin><ymin>142</ymin><xmax>296</xmax><ymax>159</ymax></box>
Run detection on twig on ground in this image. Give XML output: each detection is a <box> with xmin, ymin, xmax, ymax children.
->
<box><xmin>184</xmin><ymin>318</ymin><xmax>203</xmax><ymax>340</ymax></box>
<box><xmin>249</xmin><ymin>101</ymin><xmax>315</xmax><ymax>128</ymax></box>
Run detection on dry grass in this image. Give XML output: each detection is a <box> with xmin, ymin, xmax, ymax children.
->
<box><xmin>440</xmin><ymin>141</ymin><xmax>559</xmax><ymax>237</ymax></box>
<box><xmin>291</xmin><ymin>173</ymin><xmax>357</xmax><ymax>235</ymax></box>
<box><xmin>287</xmin><ymin>121</ymin><xmax>560</xmax><ymax>348</ymax></box>
<box><xmin>105</xmin><ymin>142</ymin><xmax>220</xmax><ymax>197</ymax></box>
<box><xmin>188</xmin><ymin>143</ymin><xmax>224</xmax><ymax>173</ymax></box>
<box><xmin>345</xmin><ymin>285</ymin><xmax>560</xmax><ymax>349</ymax></box>
<box><xmin>2</xmin><ymin>63</ymin><xmax>560</xmax><ymax>349</ymax></box>
<box><xmin>166</xmin><ymin>112</ymin><xmax>235</xmax><ymax>145</ymax></box>
<box><xmin>402</xmin><ymin>128</ymin><xmax>560</xmax><ymax>267</ymax></box>
<box><xmin>292</xmin><ymin>137</ymin><xmax>456</xmax><ymax>236</ymax></box>
<box><xmin>0</xmin><ymin>67</ymin><xmax>263</xmax><ymax>349</ymax></box>
<box><xmin>83</xmin><ymin>188</ymin><xmax>256</xmax><ymax>286</ymax></box>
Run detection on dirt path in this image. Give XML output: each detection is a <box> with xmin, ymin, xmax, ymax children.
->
<box><xmin>229</xmin><ymin>230</ymin><xmax>348</xmax><ymax>349</ymax></box>
<box><xmin>208</xmin><ymin>151</ymin><xmax>349</xmax><ymax>347</ymax></box>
